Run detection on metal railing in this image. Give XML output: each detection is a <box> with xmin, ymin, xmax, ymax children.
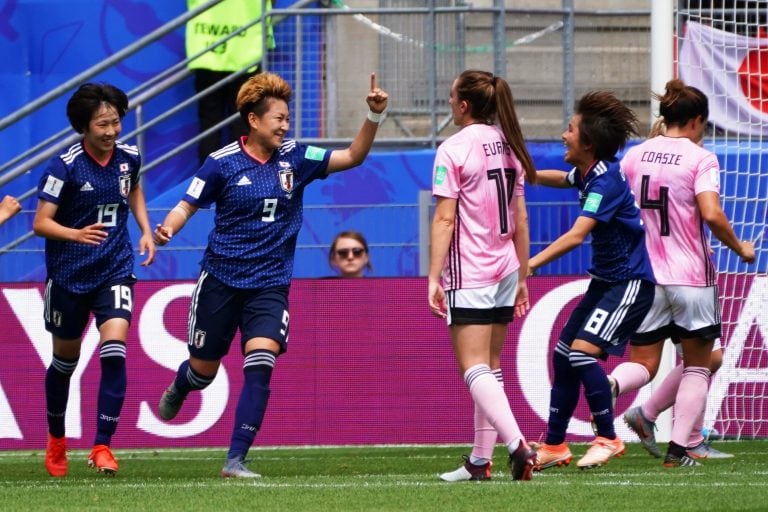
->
<box><xmin>0</xmin><ymin>1</ymin><xmax>654</xmax><ymax>277</ymax></box>
<box><xmin>1</xmin><ymin>1</ymin><xmax>655</xmax><ymax>182</ymax></box>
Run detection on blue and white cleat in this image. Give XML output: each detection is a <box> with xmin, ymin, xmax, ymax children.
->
<box><xmin>687</xmin><ymin>441</ymin><xmax>734</xmax><ymax>460</ymax></box>
<box><xmin>221</xmin><ymin>456</ymin><xmax>262</xmax><ymax>478</ymax></box>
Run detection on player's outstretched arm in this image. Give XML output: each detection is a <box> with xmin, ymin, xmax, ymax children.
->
<box><xmin>154</xmin><ymin>200</ymin><xmax>198</xmax><ymax>246</ymax></box>
<box><xmin>529</xmin><ymin>216</ymin><xmax>596</xmax><ymax>274</ymax></box>
<box><xmin>327</xmin><ymin>72</ymin><xmax>389</xmax><ymax>174</ymax></box>
<box><xmin>536</xmin><ymin>170</ymin><xmax>571</xmax><ymax>188</ymax></box>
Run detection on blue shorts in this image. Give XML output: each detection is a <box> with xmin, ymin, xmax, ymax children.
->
<box><xmin>43</xmin><ymin>276</ymin><xmax>136</xmax><ymax>339</ymax></box>
<box><xmin>559</xmin><ymin>278</ymin><xmax>654</xmax><ymax>358</ymax></box>
<box><xmin>187</xmin><ymin>271</ymin><xmax>290</xmax><ymax>361</ymax></box>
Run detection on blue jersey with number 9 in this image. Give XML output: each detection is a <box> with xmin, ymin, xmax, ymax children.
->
<box><xmin>183</xmin><ymin>138</ymin><xmax>330</xmax><ymax>289</ymax></box>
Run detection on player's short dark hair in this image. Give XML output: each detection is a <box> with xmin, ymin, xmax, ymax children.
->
<box><xmin>576</xmin><ymin>91</ymin><xmax>639</xmax><ymax>161</ymax></box>
<box><xmin>66</xmin><ymin>83</ymin><xmax>129</xmax><ymax>134</ymax></box>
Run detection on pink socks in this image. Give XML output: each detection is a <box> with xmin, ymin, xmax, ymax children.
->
<box><xmin>464</xmin><ymin>364</ymin><xmax>523</xmax><ymax>453</ymax></box>
<box><xmin>611</xmin><ymin>362</ymin><xmax>651</xmax><ymax>395</ymax></box>
<box><xmin>670</xmin><ymin>366</ymin><xmax>711</xmax><ymax>447</ymax></box>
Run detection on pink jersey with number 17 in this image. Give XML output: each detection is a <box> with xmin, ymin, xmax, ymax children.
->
<box><xmin>432</xmin><ymin>123</ymin><xmax>525</xmax><ymax>291</ymax></box>
<box><xmin>620</xmin><ymin>135</ymin><xmax>721</xmax><ymax>286</ymax></box>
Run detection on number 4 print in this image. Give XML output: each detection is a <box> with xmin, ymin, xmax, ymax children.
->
<box><xmin>640</xmin><ymin>175</ymin><xmax>670</xmax><ymax>236</ymax></box>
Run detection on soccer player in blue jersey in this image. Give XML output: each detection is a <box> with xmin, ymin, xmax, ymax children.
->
<box><xmin>153</xmin><ymin>71</ymin><xmax>388</xmax><ymax>478</ymax></box>
<box><xmin>527</xmin><ymin>91</ymin><xmax>656</xmax><ymax>470</ymax></box>
<box><xmin>33</xmin><ymin>83</ymin><xmax>156</xmax><ymax>477</ymax></box>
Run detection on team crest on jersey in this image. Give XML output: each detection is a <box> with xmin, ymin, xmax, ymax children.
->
<box><xmin>279</xmin><ymin>169</ymin><xmax>295</xmax><ymax>193</ymax></box>
<box><xmin>119</xmin><ymin>175</ymin><xmax>131</xmax><ymax>197</ymax></box>
<box><xmin>192</xmin><ymin>329</ymin><xmax>206</xmax><ymax>349</ymax></box>
<box><xmin>119</xmin><ymin>163</ymin><xmax>130</xmax><ymax>173</ymax></box>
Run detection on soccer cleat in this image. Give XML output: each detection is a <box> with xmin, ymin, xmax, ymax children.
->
<box><xmin>45</xmin><ymin>434</ymin><xmax>67</xmax><ymax>477</ymax></box>
<box><xmin>663</xmin><ymin>452</ymin><xmax>701</xmax><ymax>467</ymax></box>
<box><xmin>623</xmin><ymin>406</ymin><xmax>661</xmax><ymax>458</ymax></box>
<box><xmin>221</xmin><ymin>456</ymin><xmax>262</xmax><ymax>478</ymax></box>
<box><xmin>88</xmin><ymin>445</ymin><xmax>118</xmax><ymax>475</ymax></box>
<box><xmin>590</xmin><ymin>375</ymin><xmax>618</xmax><ymax>435</ymax></box>
<box><xmin>701</xmin><ymin>427</ymin><xmax>719</xmax><ymax>443</ymax></box>
<box><xmin>508</xmin><ymin>442</ymin><xmax>536</xmax><ymax>481</ymax></box>
<box><xmin>158</xmin><ymin>382</ymin><xmax>186</xmax><ymax>421</ymax></box>
<box><xmin>687</xmin><ymin>441</ymin><xmax>734</xmax><ymax>460</ymax></box>
<box><xmin>439</xmin><ymin>455</ymin><xmax>491</xmax><ymax>481</ymax></box>
<box><xmin>576</xmin><ymin>436</ymin><xmax>625</xmax><ymax>469</ymax></box>
<box><xmin>533</xmin><ymin>442</ymin><xmax>573</xmax><ymax>471</ymax></box>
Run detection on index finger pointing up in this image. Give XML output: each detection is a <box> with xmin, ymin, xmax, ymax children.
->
<box><xmin>370</xmin><ymin>72</ymin><xmax>376</xmax><ymax>92</ymax></box>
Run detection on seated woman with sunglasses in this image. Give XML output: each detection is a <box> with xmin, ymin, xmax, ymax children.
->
<box><xmin>328</xmin><ymin>230</ymin><xmax>372</xmax><ymax>278</ymax></box>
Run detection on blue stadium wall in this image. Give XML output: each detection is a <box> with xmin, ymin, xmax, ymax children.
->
<box><xmin>1</xmin><ymin>1</ymin><xmax>764</xmax><ymax>282</ymax></box>
<box><xmin>0</xmin><ymin>0</ymin><xmax>322</xmax><ymax>203</ymax></box>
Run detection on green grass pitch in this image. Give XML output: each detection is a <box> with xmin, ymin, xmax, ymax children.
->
<box><xmin>1</xmin><ymin>441</ymin><xmax>766</xmax><ymax>511</ymax></box>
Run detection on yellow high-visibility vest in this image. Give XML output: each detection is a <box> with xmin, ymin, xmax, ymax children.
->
<box><xmin>186</xmin><ymin>0</ymin><xmax>275</xmax><ymax>72</ymax></box>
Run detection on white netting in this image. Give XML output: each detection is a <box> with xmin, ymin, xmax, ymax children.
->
<box><xmin>676</xmin><ymin>1</ymin><xmax>768</xmax><ymax>440</ymax></box>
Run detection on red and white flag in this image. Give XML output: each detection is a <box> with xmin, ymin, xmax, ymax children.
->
<box><xmin>679</xmin><ymin>21</ymin><xmax>768</xmax><ymax>136</ymax></box>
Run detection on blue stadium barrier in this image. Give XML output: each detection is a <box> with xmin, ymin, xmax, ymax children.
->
<box><xmin>4</xmin><ymin>141</ymin><xmax>764</xmax><ymax>281</ymax></box>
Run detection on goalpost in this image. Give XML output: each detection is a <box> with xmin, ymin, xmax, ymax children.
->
<box><xmin>655</xmin><ymin>1</ymin><xmax>768</xmax><ymax>441</ymax></box>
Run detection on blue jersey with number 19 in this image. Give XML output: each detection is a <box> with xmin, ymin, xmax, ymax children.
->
<box><xmin>184</xmin><ymin>138</ymin><xmax>331</xmax><ymax>289</ymax></box>
<box><xmin>37</xmin><ymin>141</ymin><xmax>141</xmax><ymax>294</ymax></box>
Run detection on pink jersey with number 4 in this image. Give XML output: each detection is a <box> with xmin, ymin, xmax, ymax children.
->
<box><xmin>432</xmin><ymin>123</ymin><xmax>525</xmax><ymax>290</ymax></box>
<box><xmin>620</xmin><ymin>135</ymin><xmax>720</xmax><ymax>286</ymax></box>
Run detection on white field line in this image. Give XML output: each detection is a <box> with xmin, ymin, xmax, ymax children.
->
<box><xmin>1</xmin><ymin>475</ymin><xmax>767</xmax><ymax>491</ymax></box>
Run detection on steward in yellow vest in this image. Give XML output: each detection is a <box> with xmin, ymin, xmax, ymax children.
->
<box><xmin>186</xmin><ymin>0</ymin><xmax>275</xmax><ymax>72</ymax></box>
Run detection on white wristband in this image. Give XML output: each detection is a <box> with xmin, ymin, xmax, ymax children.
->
<box><xmin>367</xmin><ymin>110</ymin><xmax>383</xmax><ymax>123</ymax></box>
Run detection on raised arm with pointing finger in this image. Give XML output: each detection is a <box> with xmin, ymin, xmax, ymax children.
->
<box><xmin>153</xmin><ymin>71</ymin><xmax>388</xmax><ymax>478</ymax></box>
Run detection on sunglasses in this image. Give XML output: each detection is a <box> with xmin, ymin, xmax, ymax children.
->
<box><xmin>335</xmin><ymin>247</ymin><xmax>365</xmax><ymax>258</ymax></box>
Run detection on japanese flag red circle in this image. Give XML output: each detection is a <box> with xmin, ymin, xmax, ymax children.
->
<box><xmin>738</xmin><ymin>46</ymin><xmax>768</xmax><ymax>114</ymax></box>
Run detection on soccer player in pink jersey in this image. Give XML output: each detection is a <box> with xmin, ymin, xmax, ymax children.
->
<box><xmin>611</xmin><ymin>79</ymin><xmax>754</xmax><ymax>467</ymax></box>
<box><xmin>429</xmin><ymin>69</ymin><xmax>537</xmax><ymax>481</ymax></box>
